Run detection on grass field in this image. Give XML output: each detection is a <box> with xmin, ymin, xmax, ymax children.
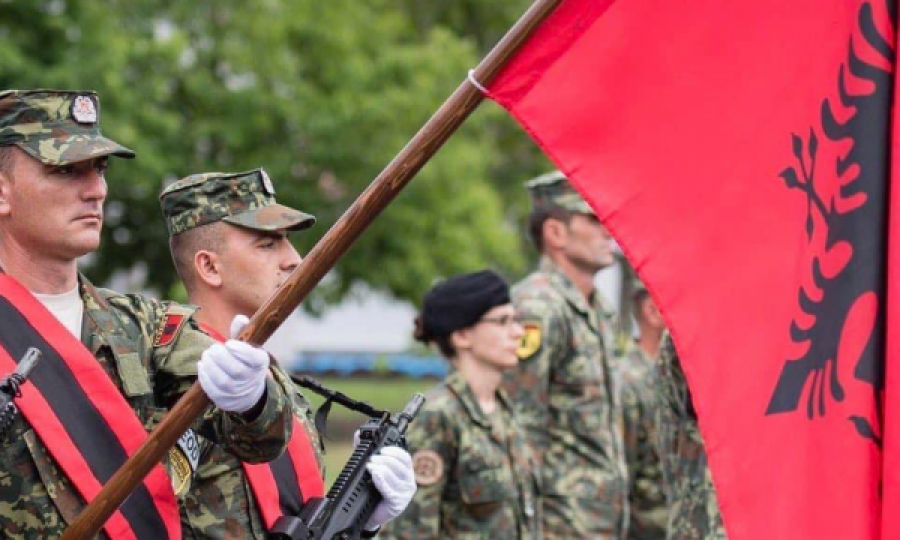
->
<box><xmin>298</xmin><ymin>376</ymin><xmax>437</xmax><ymax>485</ymax></box>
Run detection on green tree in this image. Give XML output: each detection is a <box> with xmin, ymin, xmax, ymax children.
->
<box><xmin>0</xmin><ymin>0</ymin><xmax>528</xmax><ymax>304</ymax></box>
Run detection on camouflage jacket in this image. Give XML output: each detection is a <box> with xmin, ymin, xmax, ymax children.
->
<box><xmin>506</xmin><ymin>257</ymin><xmax>628</xmax><ymax>538</ymax></box>
<box><xmin>380</xmin><ymin>369</ymin><xmax>541</xmax><ymax>540</ymax></box>
<box><xmin>654</xmin><ymin>334</ymin><xmax>727</xmax><ymax>540</ymax></box>
<box><xmin>617</xmin><ymin>342</ymin><xmax>668</xmax><ymax>539</ymax></box>
<box><xmin>0</xmin><ymin>276</ymin><xmax>293</xmax><ymax>539</ymax></box>
<box><xmin>180</xmin><ymin>367</ymin><xmax>325</xmax><ymax>539</ymax></box>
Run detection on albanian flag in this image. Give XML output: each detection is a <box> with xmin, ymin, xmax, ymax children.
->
<box><xmin>488</xmin><ymin>0</ymin><xmax>898</xmax><ymax>538</ymax></box>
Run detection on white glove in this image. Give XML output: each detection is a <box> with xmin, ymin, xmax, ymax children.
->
<box><xmin>364</xmin><ymin>445</ymin><xmax>417</xmax><ymax>530</ymax></box>
<box><xmin>197</xmin><ymin>315</ymin><xmax>269</xmax><ymax>413</ymax></box>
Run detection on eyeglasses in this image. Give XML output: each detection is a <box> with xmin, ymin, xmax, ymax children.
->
<box><xmin>478</xmin><ymin>314</ymin><xmax>522</xmax><ymax>327</ymax></box>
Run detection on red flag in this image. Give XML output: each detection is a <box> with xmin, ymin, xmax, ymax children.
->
<box><xmin>489</xmin><ymin>1</ymin><xmax>896</xmax><ymax>538</ymax></box>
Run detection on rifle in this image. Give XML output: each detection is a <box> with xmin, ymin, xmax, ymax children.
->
<box><xmin>269</xmin><ymin>392</ymin><xmax>426</xmax><ymax>540</ymax></box>
<box><xmin>0</xmin><ymin>347</ymin><xmax>42</xmax><ymax>439</ymax></box>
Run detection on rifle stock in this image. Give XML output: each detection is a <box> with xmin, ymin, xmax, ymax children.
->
<box><xmin>61</xmin><ymin>0</ymin><xmax>563</xmax><ymax>537</ymax></box>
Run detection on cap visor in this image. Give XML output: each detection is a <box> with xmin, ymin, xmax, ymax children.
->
<box><xmin>222</xmin><ymin>203</ymin><xmax>316</xmax><ymax>233</ymax></box>
<box><xmin>18</xmin><ymin>134</ymin><xmax>135</xmax><ymax>166</ymax></box>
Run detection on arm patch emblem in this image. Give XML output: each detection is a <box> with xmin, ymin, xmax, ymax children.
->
<box><xmin>412</xmin><ymin>449</ymin><xmax>444</xmax><ymax>487</ymax></box>
<box><xmin>154</xmin><ymin>314</ymin><xmax>186</xmax><ymax>347</ymax></box>
<box><xmin>517</xmin><ymin>322</ymin><xmax>542</xmax><ymax>359</ymax></box>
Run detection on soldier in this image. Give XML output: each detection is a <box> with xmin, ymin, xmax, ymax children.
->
<box><xmin>380</xmin><ymin>270</ymin><xmax>541</xmax><ymax>539</ymax></box>
<box><xmin>632</xmin><ymin>280</ymin><xmax>665</xmax><ymax>359</ymax></box>
<box><xmin>506</xmin><ymin>170</ymin><xmax>627</xmax><ymax>538</ymax></box>
<box><xmin>160</xmin><ymin>169</ymin><xmax>416</xmax><ymax>538</ymax></box>
<box><xmin>618</xmin><ymin>279</ymin><xmax>668</xmax><ymax>539</ymax></box>
<box><xmin>655</xmin><ymin>333</ymin><xmax>727</xmax><ymax>540</ymax></box>
<box><xmin>0</xmin><ymin>89</ymin><xmax>294</xmax><ymax>539</ymax></box>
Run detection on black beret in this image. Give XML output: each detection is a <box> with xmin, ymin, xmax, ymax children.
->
<box><xmin>421</xmin><ymin>270</ymin><xmax>511</xmax><ymax>339</ymax></box>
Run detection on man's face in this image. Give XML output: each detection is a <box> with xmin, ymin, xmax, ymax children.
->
<box><xmin>559</xmin><ymin>213</ymin><xmax>616</xmax><ymax>274</ymax></box>
<box><xmin>217</xmin><ymin>224</ymin><xmax>302</xmax><ymax>316</ymax></box>
<box><xmin>0</xmin><ymin>149</ymin><xmax>108</xmax><ymax>261</ymax></box>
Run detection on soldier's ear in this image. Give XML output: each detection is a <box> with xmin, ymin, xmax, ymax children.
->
<box><xmin>193</xmin><ymin>250</ymin><xmax>223</xmax><ymax>288</ymax></box>
<box><xmin>542</xmin><ymin>218</ymin><xmax>568</xmax><ymax>251</ymax></box>
<box><xmin>450</xmin><ymin>327</ymin><xmax>473</xmax><ymax>352</ymax></box>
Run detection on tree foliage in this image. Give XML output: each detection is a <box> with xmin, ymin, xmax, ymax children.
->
<box><xmin>0</xmin><ymin>0</ymin><xmax>550</xmax><ymax>305</ymax></box>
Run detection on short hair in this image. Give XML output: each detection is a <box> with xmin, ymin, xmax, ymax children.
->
<box><xmin>0</xmin><ymin>146</ymin><xmax>16</xmax><ymax>176</ymax></box>
<box><xmin>527</xmin><ymin>204</ymin><xmax>573</xmax><ymax>252</ymax></box>
<box><xmin>169</xmin><ymin>221</ymin><xmax>226</xmax><ymax>291</ymax></box>
<box><xmin>632</xmin><ymin>288</ymin><xmax>651</xmax><ymax>324</ymax></box>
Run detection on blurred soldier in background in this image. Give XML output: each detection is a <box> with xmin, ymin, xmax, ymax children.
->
<box><xmin>654</xmin><ymin>333</ymin><xmax>727</xmax><ymax>540</ymax></box>
<box><xmin>160</xmin><ymin>169</ymin><xmax>416</xmax><ymax>538</ymax></box>
<box><xmin>618</xmin><ymin>279</ymin><xmax>668</xmax><ymax>538</ymax></box>
<box><xmin>380</xmin><ymin>270</ymin><xmax>540</xmax><ymax>539</ymax></box>
<box><xmin>506</xmin><ymin>170</ymin><xmax>628</xmax><ymax>538</ymax></box>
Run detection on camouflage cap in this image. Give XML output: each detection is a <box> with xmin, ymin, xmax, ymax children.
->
<box><xmin>525</xmin><ymin>170</ymin><xmax>594</xmax><ymax>215</ymax></box>
<box><xmin>159</xmin><ymin>168</ymin><xmax>316</xmax><ymax>237</ymax></box>
<box><xmin>0</xmin><ymin>89</ymin><xmax>135</xmax><ymax>166</ymax></box>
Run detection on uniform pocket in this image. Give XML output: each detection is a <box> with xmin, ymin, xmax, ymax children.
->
<box><xmin>459</xmin><ymin>465</ymin><xmax>513</xmax><ymax>519</ymax></box>
<box><xmin>23</xmin><ymin>429</ymin><xmax>85</xmax><ymax>526</ymax></box>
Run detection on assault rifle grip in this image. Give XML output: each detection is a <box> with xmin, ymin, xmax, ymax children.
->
<box><xmin>270</xmin><ymin>393</ymin><xmax>425</xmax><ymax>540</ymax></box>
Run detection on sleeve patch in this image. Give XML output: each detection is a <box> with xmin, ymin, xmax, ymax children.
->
<box><xmin>413</xmin><ymin>449</ymin><xmax>444</xmax><ymax>487</ymax></box>
<box><xmin>517</xmin><ymin>322</ymin><xmax>542</xmax><ymax>359</ymax></box>
<box><xmin>154</xmin><ymin>313</ymin><xmax>186</xmax><ymax>347</ymax></box>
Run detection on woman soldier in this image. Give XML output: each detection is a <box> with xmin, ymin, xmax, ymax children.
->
<box><xmin>380</xmin><ymin>270</ymin><xmax>541</xmax><ymax>539</ymax></box>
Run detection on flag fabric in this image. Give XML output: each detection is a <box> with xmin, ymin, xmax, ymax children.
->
<box><xmin>488</xmin><ymin>1</ymin><xmax>897</xmax><ymax>538</ymax></box>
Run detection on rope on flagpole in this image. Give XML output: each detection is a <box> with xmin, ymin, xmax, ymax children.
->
<box><xmin>467</xmin><ymin>69</ymin><xmax>488</xmax><ymax>93</ymax></box>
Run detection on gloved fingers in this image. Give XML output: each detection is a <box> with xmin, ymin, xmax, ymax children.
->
<box><xmin>366</xmin><ymin>466</ymin><xmax>398</xmax><ymax>507</ymax></box>
<box><xmin>370</xmin><ymin>447</ymin><xmax>414</xmax><ymax>482</ymax></box>
<box><xmin>367</xmin><ymin>457</ymin><xmax>412</xmax><ymax>491</ymax></box>
<box><xmin>199</xmin><ymin>346</ymin><xmax>233</xmax><ymax>387</ymax></box>
<box><xmin>378</xmin><ymin>446</ymin><xmax>413</xmax><ymax>467</ymax></box>
<box><xmin>223</xmin><ymin>339</ymin><xmax>270</xmax><ymax>370</ymax></box>
<box><xmin>230</xmin><ymin>314</ymin><xmax>251</xmax><ymax>339</ymax></box>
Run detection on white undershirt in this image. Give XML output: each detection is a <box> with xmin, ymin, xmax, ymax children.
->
<box><xmin>34</xmin><ymin>287</ymin><xmax>84</xmax><ymax>338</ymax></box>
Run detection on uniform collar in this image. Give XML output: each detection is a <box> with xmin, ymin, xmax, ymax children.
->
<box><xmin>445</xmin><ymin>368</ymin><xmax>512</xmax><ymax>431</ymax></box>
<box><xmin>538</xmin><ymin>256</ymin><xmax>616</xmax><ymax>322</ymax></box>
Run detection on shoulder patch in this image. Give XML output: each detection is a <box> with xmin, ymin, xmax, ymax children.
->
<box><xmin>412</xmin><ymin>449</ymin><xmax>444</xmax><ymax>487</ymax></box>
<box><xmin>517</xmin><ymin>321</ymin><xmax>542</xmax><ymax>359</ymax></box>
<box><xmin>154</xmin><ymin>313</ymin><xmax>186</xmax><ymax>347</ymax></box>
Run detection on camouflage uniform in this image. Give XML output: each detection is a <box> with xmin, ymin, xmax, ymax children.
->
<box><xmin>511</xmin><ymin>256</ymin><xmax>628</xmax><ymax>538</ymax></box>
<box><xmin>160</xmin><ymin>170</ymin><xmax>323</xmax><ymax>539</ymax></box>
<box><xmin>179</xmin><ymin>369</ymin><xmax>324</xmax><ymax>539</ymax></box>
<box><xmin>379</xmin><ymin>369</ymin><xmax>540</xmax><ymax>540</ymax></box>
<box><xmin>0</xmin><ymin>90</ymin><xmax>294</xmax><ymax>538</ymax></box>
<box><xmin>508</xmin><ymin>172</ymin><xmax>630</xmax><ymax>538</ymax></box>
<box><xmin>617</xmin><ymin>342</ymin><xmax>668</xmax><ymax>539</ymax></box>
<box><xmin>0</xmin><ymin>277</ymin><xmax>293</xmax><ymax>538</ymax></box>
<box><xmin>654</xmin><ymin>334</ymin><xmax>727</xmax><ymax>540</ymax></box>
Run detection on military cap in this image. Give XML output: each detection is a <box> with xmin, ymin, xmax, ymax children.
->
<box><xmin>420</xmin><ymin>270</ymin><xmax>511</xmax><ymax>339</ymax></box>
<box><xmin>159</xmin><ymin>168</ymin><xmax>315</xmax><ymax>237</ymax></box>
<box><xmin>0</xmin><ymin>89</ymin><xmax>135</xmax><ymax>166</ymax></box>
<box><xmin>525</xmin><ymin>170</ymin><xmax>594</xmax><ymax>215</ymax></box>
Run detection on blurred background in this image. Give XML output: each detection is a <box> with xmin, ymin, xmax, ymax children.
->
<box><xmin>1</xmin><ymin>0</ymin><xmax>634</xmax><ymax>482</ymax></box>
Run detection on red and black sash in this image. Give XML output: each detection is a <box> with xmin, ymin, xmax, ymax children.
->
<box><xmin>200</xmin><ymin>322</ymin><xmax>326</xmax><ymax>530</ymax></box>
<box><xmin>0</xmin><ymin>274</ymin><xmax>179</xmax><ymax>540</ymax></box>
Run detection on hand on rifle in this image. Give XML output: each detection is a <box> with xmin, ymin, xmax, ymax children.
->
<box><xmin>363</xmin><ymin>445</ymin><xmax>417</xmax><ymax>531</ymax></box>
<box><xmin>198</xmin><ymin>315</ymin><xmax>269</xmax><ymax>414</ymax></box>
